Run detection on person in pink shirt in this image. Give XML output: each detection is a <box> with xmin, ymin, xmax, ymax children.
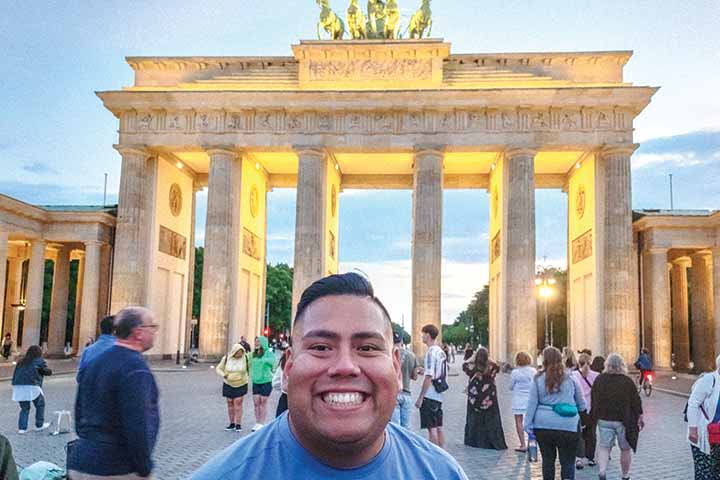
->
<box><xmin>572</xmin><ymin>352</ymin><xmax>600</xmax><ymax>467</ymax></box>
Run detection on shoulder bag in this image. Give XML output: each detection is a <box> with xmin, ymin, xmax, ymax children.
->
<box><xmin>431</xmin><ymin>351</ymin><xmax>449</xmax><ymax>393</ymax></box>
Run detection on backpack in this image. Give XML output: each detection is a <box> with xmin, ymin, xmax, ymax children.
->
<box><xmin>684</xmin><ymin>374</ymin><xmax>715</xmax><ymax>422</ymax></box>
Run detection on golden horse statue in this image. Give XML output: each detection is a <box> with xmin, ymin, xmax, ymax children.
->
<box><xmin>406</xmin><ymin>0</ymin><xmax>432</xmax><ymax>39</ymax></box>
<box><xmin>316</xmin><ymin>0</ymin><xmax>345</xmax><ymax>40</ymax></box>
<box><xmin>346</xmin><ymin>0</ymin><xmax>367</xmax><ymax>39</ymax></box>
<box><xmin>384</xmin><ymin>0</ymin><xmax>401</xmax><ymax>39</ymax></box>
<box><xmin>366</xmin><ymin>0</ymin><xmax>386</xmax><ymax>38</ymax></box>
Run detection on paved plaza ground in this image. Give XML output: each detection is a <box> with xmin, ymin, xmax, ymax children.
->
<box><xmin>1</xmin><ymin>361</ymin><xmax>695</xmax><ymax>479</ymax></box>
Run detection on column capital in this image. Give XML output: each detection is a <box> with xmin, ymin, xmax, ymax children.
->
<box><xmin>414</xmin><ymin>145</ymin><xmax>446</xmax><ymax>157</ymax></box>
<box><xmin>504</xmin><ymin>146</ymin><xmax>538</xmax><ymax>158</ymax></box>
<box><xmin>83</xmin><ymin>240</ymin><xmax>104</xmax><ymax>248</ymax></box>
<box><xmin>204</xmin><ymin>146</ymin><xmax>240</xmax><ymax>158</ymax></box>
<box><xmin>113</xmin><ymin>144</ymin><xmax>149</xmax><ymax>157</ymax></box>
<box><xmin>643</xmin><ymin>246</ymin><xmax>669</xmax><ymax>256</ymax></box>
<box><xmin>599</xmin><ymin>144</ymin><xmax>639</xmax><ymax>158</ymax></box>
<box><xmin>691</xmin><ymin>250</ymin><xmax>713</xmax><ymax>261</ymax></box>
<box><xmin>671</xmin><ymin>256</ymin><xmax>692</xmax><ymax>268</ymax></box>
<box><xmin>293</xmin><ymin>145</ymin><xmax>327</xmax><ymax>159</ymax></box>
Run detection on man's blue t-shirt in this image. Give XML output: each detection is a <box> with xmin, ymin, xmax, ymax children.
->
<box><xmin>192</xmin><ymin>412</ymin><xmax>467</xmax><ymax>479</ymax></box>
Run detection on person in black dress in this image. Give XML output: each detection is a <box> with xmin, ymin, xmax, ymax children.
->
<box><xmin>463</xmin><ymin>347</ymin><xmax>508</xmax><ymax>449</ymax></box>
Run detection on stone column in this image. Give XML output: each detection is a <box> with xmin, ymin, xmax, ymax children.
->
<box><xmin>3</xmin><ymin>258</ymin><xmax>20</xmax><ymax>339</ymax></box>
<box><xmin>47</xmin><ymin>246</ymin><xmax>71</xmax><ymax>355</ymax></box>
<box><xmin>291</xmin><ymin>147</ymin><xmax>329</xmax><ymax>320</ymax></box>
<box><xmin>22</xmin><ymin>240</ymin><xmax>46</xmax><ymax>348</ymax></box>
<box><xmin>598</xmin><ymin>146</ymin><xmax>638</xmax><ymax>362</ymax></box>
<box><xmin>72</xmin><ymin>252</ymin><xmax>85</xmax><ymax>353</ymax></box>
<box><xmin>199</xmin><ymin>148</ymin><xmax>242</xmax><ymax>357</ymax></box>
<box><xmin>96</xmin><ymin>245</ymin><xmax>112</xmax><ymax>322</ymax></box>
<box><xmin>504</xmin><ymin>148</ymin><xmax>537</xmax><ymax>358</ymax></box>
<box><xmin>78</xmin><ymin>242</ymin><xmax>101</xmax><ymax>353</ymax></box>
<box><xmin>670</xmin><ymin>258</ymin><xmax>691</xmax><ymax>370</ymax></box>
<box><xmin>642</xmin><ymin>248</ymin><xmax>671</xmax><ymax>368</ymax></box>
<box><xmin>0</xmin><ymin>230</ymin><xmax>8</xmax><ymax>334</ymax></box>
<box><xmin>185</xmin><ymin>185</ymin><xmax>198</xmax><ymax>352</ymax></box>
<box><xmin>111</xmin><ymin>146</ymin><xmax>151</xmax><ymax>311</ymax></box>
<box><xmin>690</xmin><ymin>252</ymin><xmax>714</xmax><ymax>371</ymax></box>
<box><xmin>714</xmin><ymin>248</ymin><xmax>720</xmax><ymax>361</ymax></box>
<box><xmin>411</xmin><ymin>147</ymin><xmax>444</xmax><ymax>356</ymax></box>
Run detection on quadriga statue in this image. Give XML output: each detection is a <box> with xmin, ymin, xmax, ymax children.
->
<box><xmin>346</xmin><ymin>0</ymin><xmax>367</xmax><ymax>39</ymax></box>
<box><xmin>406</xmin><ymin>0</ymin><xmax>432</xmax><ymax>39</ymax></box>
<box><xmin>316</xmin><ymin>0</ymin><xmax>346</xmax><ymax>40</ymax></box>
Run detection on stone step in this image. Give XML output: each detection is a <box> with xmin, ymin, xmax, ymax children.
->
<box><xmin>445</xmin><ymin>76</ymin><xmax>557</xmax><ymax>83</ymax></box>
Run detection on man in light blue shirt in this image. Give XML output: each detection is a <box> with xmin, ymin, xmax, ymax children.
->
<box><xmin>192</xmin><ymin>273</ymin><xmax>467</xmax><ymax>479</ymax></box>
<box><xmin>76</xmin><ymin>315</ymin><xmax>115</xmax><ymax>382</ymax></box>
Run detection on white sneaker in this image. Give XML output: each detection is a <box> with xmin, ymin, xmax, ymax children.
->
<box><xmin>36</xmin><ymin>422</ymin><xmax>51</xmax><ymax>432</ymax></box>
<box><xmin>251</xmin><ymin>423</ymin><xmax>263</xmax><ymax>432</ymax></box>
<box><xmin>17</xmin><ymin>429</ymin><xmax>27</xmax><ymax>434</ymax></box>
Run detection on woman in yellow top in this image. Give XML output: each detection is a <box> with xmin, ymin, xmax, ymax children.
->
<box><xmin>216</xmin><ymin>343</ymin><xmax>250</xmax><ymax>432</ymax></box>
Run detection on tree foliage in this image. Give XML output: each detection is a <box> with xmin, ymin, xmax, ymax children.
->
<box><xmin>535</xmin><ymin>266</ymin><xmax>568</xmax><ymax>350</ymax></box>
<box><xmin>442</xmin><ymin>285</ymin><xmax>490</xmax><ymax>348</ymax></box>
<box><xmin>265</xmin><ymin>263</ymin><xmax>293</xmax><ymax>334</ymax></box>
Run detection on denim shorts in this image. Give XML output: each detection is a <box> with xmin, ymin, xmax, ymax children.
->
<box><xmin>252</xmin><ymin>382</ymin><xmax>272</xmax><ymax>397</ymax></box>
<box><xmin>597</xmin><ymin>419</ymin><xmax>631</xmax><ymax>450</ymax></box>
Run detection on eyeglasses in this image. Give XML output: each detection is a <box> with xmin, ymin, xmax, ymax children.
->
<box><xmin>140</xmin><ymin>324</ymin><xmax>159</xmax><ymax>331</ymax></box>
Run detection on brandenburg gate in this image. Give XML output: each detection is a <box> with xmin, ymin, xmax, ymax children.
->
<box><xmin>98</xmin><ymin>38</ymin><xmax>657</xmax><ymax>361</ymax></box>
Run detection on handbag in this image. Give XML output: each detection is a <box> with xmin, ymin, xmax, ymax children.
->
<box><xmin>699</xmin><ymin>404</ymin><xmax>720</xmax><ymax>445</ymax></box>
<box><xmin>431</xmin><ymin>356</ymin><xmax>449</xmax><ymax>393</ymax></box>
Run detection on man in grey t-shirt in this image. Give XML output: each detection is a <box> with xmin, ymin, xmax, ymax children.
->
<box><xmin>391</xmin><ymin>331</ymin><xmax>418</xmax><ymax>428</ymax></box>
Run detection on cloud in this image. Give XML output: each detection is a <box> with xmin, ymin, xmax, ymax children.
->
<box><xmin>21</xmin><ymin>162</ymin><xmax>58</xmax><ymax>175</ymax></box>
<box><xmin>340</xmin><ymin>258</ymin><xmax>489</xmax><ymax>326</ymax></box>
<box><xmin>634</xmin><ymin>130</ymin><xmax>720</xmax><ymax>168</ymax></box>
<box><xmin>0</xmin><ymin>180</ymin><xmax>109</xmax><ymax>205</ymax></box>
<box><xmin>632</xmin><ymin>130</ymin><xmax>720</xmax><ymax>210</ymax></box>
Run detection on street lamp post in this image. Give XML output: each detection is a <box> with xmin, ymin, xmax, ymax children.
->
<box><xmin>535</xmin><ymin>273</ymin><xmax>556</xmax><ymax>347</ymax></box>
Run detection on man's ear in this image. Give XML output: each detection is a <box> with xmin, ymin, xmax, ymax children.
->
<box><xmin>393</xmin><ymin>346</ymin><xmax>402</xmax><ymax>391</ymax></box>
<box><xmin>285</xmin><ymin>348</ymin><xmax>294</xmax><ymax>375</ymax></box>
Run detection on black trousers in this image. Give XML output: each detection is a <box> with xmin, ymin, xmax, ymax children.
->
<box><xmin>534</xmin><ymin>428</ymin><xmax>579</xmax><ymax>480</ymax></box>
<box><xmin>582</xmin><ymin>420</ymin><xmax>596</xmax><ymax>461</ymax></box>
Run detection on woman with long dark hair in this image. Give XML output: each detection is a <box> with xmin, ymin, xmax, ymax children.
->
<box><xmin>11</xmin><ymin>345</ymin><xmax>52</xmax><ymax>433</ymax></box>
<box><xmin>524</xmin><ymin>346</ymin><xmax>586</xmax><ymax>480</ymax></box>
<box><xmin>463</xmin><ymin>347</ymin><xmax>507</xmax><ymax>449</ymax></box>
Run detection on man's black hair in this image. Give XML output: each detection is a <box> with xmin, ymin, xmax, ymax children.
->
<box><xmin>294</xmin><ymin>272</ymin><xmax>391</xmax><ymax>326</ymax></box>
<box><xmin>99</xmin><ymin>315</ymin><xmax>115</xmax><ymax>335</ymax></box>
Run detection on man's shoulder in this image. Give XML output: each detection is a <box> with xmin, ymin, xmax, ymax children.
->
<box><xmin>386</xmin><ymin>423</ymin><xmax>466</xmax><ymax>478</ymax></box>
<box><xmin>192</xmin><ymin>419</ymin><xmax>283</xmax><ymax>479</ymax></box>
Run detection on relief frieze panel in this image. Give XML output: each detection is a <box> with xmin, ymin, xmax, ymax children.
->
<box><xmin>572</xmin><ymin>229</ymin><xmax>593</xmax><ymax>264</ymax></box>
<box><xmin>242</xmin><ymin>228</ymin><xmax>262</xmax><ymax>261</ymax></box>
<box><xmin>159</xmin><ymin>225</ymin><xmax>187</xmax><ymax>260</ymax></box>
<box><xmin>307</xmin><ymin>59</ymin><xmax>433</xmax><ymax>82</ymax></box>
<box><xmin>120</xmin><ymin>107</ymin><xmax>633</xmax><ymax>136</ymax></box>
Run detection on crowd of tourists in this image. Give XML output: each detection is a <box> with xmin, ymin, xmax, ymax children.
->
<box><xmin>5</xmin><ymin>271</ymin><xmax>720</xmax><ymax>479</ymax></box>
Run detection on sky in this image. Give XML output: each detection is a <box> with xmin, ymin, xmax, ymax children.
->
<box><xmin>1</xmin><ymin>1</ymin><xmax>719</xmax><ymax>325</ymax></box>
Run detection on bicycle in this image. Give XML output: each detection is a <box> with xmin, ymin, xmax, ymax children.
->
<box><xmin>637</xmin><ymin>370</ymin><xmax>653</xmax><ymax>397</ymax></box>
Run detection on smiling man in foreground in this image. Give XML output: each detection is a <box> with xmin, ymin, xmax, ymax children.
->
<box><xmin>192</xmin><ymin>272</ymin><xmax>467</xmax><ymax>479</ymax></box>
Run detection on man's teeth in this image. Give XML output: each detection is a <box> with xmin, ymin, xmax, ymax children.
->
<box><xmin>323</xmin><ymin>392</ymin><xmax>364</xmax><ymax>406</ymax></box>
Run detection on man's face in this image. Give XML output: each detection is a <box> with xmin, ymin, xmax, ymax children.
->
<box><xmin>135</xmin><ymin>313</ymin><xmax>158</xmax><ymax>352</ymax></box>
<box><xmin>285</xmin><ymin>295</ymin><xmax>401</xmax><ymax>453</ymax></box>
<box><xmin>422</xmin><ymin>331</ymin><xmax>431</xmax><ymax>346</ymax></box>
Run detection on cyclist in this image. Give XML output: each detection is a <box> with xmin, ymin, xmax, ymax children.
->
<box><xmin>634</xmin><ymin>348</ymin><xmax>653</xmax><ymax>386</ymax></box>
